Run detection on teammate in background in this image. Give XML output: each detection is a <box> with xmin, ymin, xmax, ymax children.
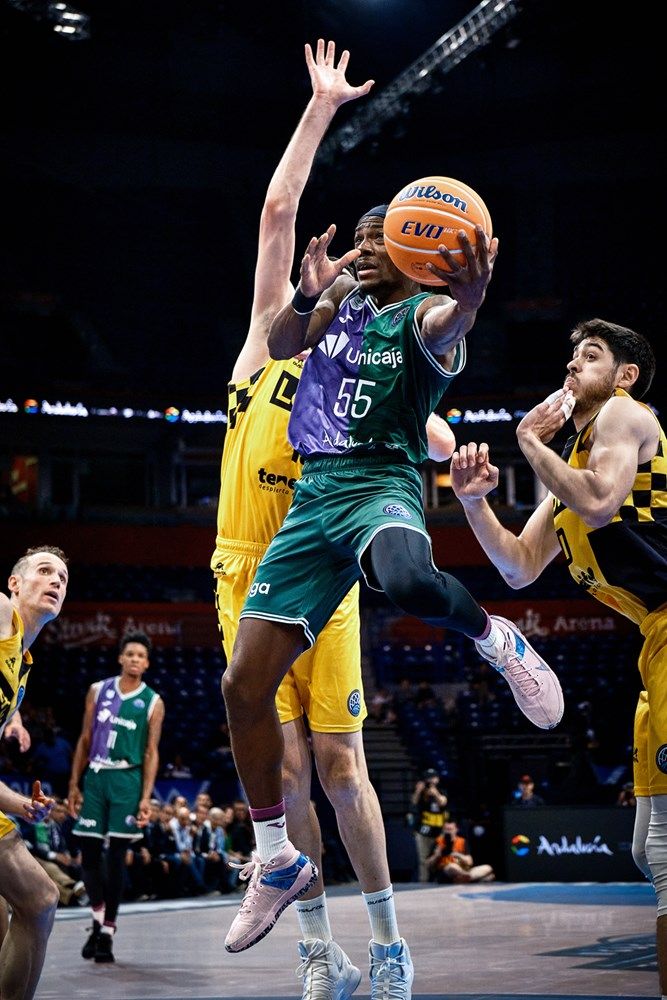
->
<box><xmin>449</xmin><ymin>318</ymin><xmax>666</xmax><ymax>998</ymax></box>
<box><xmin>221</xmin><ymin>88</ymin><xmax>566</xmax><ymax>991</ymax></box>
<box><xmin>0</xmin><ymin>545</ymin><xmax>68</xmax><ymax>1000</ymax></box>
<box><xmin>211</xmin><ymin>40</ymin><xmax>452</xmax><ymax>998</ymax></box>
<box><xmin>68</xmin><ymin>630</ymin><xmax>164</xmax><ymax>964</ymax></box>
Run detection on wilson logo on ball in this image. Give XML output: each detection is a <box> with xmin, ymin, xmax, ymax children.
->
<box><xmin>384</xmin><ymin>175</ymin><xmax>492</xmax><ymax>287</ymax></box>
<box><xmin>397</xmin><ymin>182</ymin><xmax>469</xmax><ymax>212</ymax></box>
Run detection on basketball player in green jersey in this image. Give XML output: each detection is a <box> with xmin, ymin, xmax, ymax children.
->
<box><xmin>0</xmin><ymin>545</ymin><xmax>68</xmax><ymax>1000</ymax></box>
<box><xmin>449</xmin><ymin>318</ymin><xmax>667</xmax><ymax>998</ymax></box>
<box><xmin>222</xmin><ymin>181</ymin><xmax>566</xmax><ymax>988</ymax></box>
<box><xmin>68</xmin><ymin>630</ymin><xmax>164</xmax><ymax>964</ymax></box>
<box><xmin>213</xmin><ymin>40</ymin><xmax>457</xmax><ymax>998</ymax></box>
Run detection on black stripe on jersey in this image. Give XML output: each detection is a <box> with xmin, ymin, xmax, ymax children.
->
<box><xmin>560</xmin><ymin>435</ymin><xmax>578</xmax><ymax>462</ymax></box>
<box><xmin>0</xmin><ymin>670</ymin><xmax>14</xmax><ymax>703</ymax></box>
<box><xmin>553</xmin><ymin>497</ymin><xmax>567</xmax><ymax>517</ymax></box>
<box><xmin>588</xmin><ymin>519</ymin><xmax>667</xmax><ymax>613</ymax></box>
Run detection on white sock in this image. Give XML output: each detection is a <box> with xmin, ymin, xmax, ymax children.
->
<box><xmin>295</xmin><ymin>893</ymin><xmax>332</xmax><ymax>942</ymax></box>
<box><xmin>363</xmin><ymin>886</ymin><xmax>400</xmax><ymax>946</ymax></box>
<box><xmin>250</xmin><ymin>803</ymin><xmax>289</xmax><ymax>862</ymax></box>
<box><xmin>101</xmin><ymin>923</ymin><xmax>115</xmax><ymax>937</ymax></box>
<box><xmin>476</xmin><ymin>621</ymin><xmax>503</xmax><ymax>656</ymax></box>
<box><xmin>92</xmin><ymin>905</ymin><xmax>105</xmax><ymax>926</ymax></box>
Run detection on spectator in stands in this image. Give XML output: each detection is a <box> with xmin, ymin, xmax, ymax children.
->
<box><xmin>510</xmin><ymin>774</ymin><xmax>546</xmax><ymax>808</ymax></box>
<box><xmin>123</xmin><ymin>837</ymin><xmax>155</xmax><ymax>902</ymax></box>
<box><xmin>395</xmin><ymin>677</ymin><xmax>417</xmax><ymax>709</ymax></box>
<box><xmin>617</xmin><ymin>781</ymin><xmax>637</xmax><ymax>808</ymax></box>
<box><xmin>368</xmin><ymin>686</ymin><xmax>397</xmax><ymax>725</ymax></box>
<box><xmin>415</xmin><ymin>681</ymin><xmax>438</xmax><ymax>710</ymax></box>
<box><xmin>468</xmin><ymin>661</ymin><xmax>498</xmax><ymax>707</ymax></box>
<box><xmin>227</xmin><ymin>798</ymin><xmax>255</xmax><ymax>862</ymax></box>
<box><xmin>169</xmin><ymin>794</ymin><xmax>189</xmax><ymax>814</ymax></box>
<box><xmin>203</xmin><ymin>806</ymin><xmax>230</xmax><ymax>893</ymax></box>
<box><xmin>152</xmin><ymin>802</ymin><xmax>179</xmax><ymax>898</ymax></box>
<box><xmin>29</xmin><ymin>726</ymin><xmax>73</xmax><ymax>799</ymax></box>
<box><xmin>194</xmin><ymin>791</ymin><xmax>213</xmax><ymax>812</ymax></box>
<box><xmin>22</xmin><ymin>799</ymin><xmax>88</xmax><ymax>907</ymax></box>
<box><xmin>409</xmin><ymin>769</ymin><xmax>449</xmax><ymax>882</ymax></box>
<box><xmin>441</xmin><ymin>693</ymin><xmax>460</xmax><ymax>728</ymax></box>
<box><xmin>128</xmin><ymin>798</ymin><xmax>163</xmax><ymax>901</ymax></box>
<box><xmin>208</xmin><ymin>805</ymin><xmax>241</xmax><ymax>893</ymax></box>
<box><xmin>191</xmin><ymin>801</ymin><xmax>214</xmax><ymax>875</ymax></box>
<box><xmin>162</xmin><ymin>753</ymin><xmax>192</xmax><ymax>780</ymax></box>
<box><xmin>427</xmin><ymin>819</ymin><xmax>495</xmax><ymax>884</ymax></box>
<box><xmin>172</xmin><ymin>804</ymin><xmax>207</xmax><ymax>896</ymax></box>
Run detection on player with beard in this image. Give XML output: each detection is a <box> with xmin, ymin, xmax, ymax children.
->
<box><xmin>450</xmin><ymin>318</ymin><xmax>666</xmax><ymax>999</ymax></box>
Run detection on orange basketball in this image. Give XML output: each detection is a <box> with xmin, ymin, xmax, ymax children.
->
<box><xmin>384</xmin><ymin>176</ymin><xmax>492</xmax><ymax>286</ymax></box>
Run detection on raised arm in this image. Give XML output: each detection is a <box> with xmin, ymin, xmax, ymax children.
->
<box><xmin>451</xmin><ymin>441</ymin><xmax>561</xmax><ymax>588</ymax></box>
<box><xmin>232</xmin><ymin>40</ymin><xmax>373</xmax><ymax>383</ymax></box>
<box><xmin>415</xmin><ymin>226</ymin><xmax>499</xmax><ymax>365</ymax></box>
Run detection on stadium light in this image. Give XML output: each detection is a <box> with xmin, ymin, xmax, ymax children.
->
<box><xmin>316</xmin><ymin>0</ymin><xmax>522</xmax><ymax>166</ymax></box>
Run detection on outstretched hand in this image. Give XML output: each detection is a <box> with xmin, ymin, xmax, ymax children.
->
<box><xmin>450</xmin><ymin>442</ymin><xmax>499</xmax><ymax>501</ymax></box>
<box><xmin>305</xmin><ymin>39</ymin><xmax>374</xmax><ymax>109</ymax></box>
<box><xmin>298</xmin><ymin>223</ymin><xmax>360</xmax><ymax>297</ymax></box>
<box><xmin>427</xmin><ymin>226</ymin><xmax>499</xmax><ymax>314</ymax></box>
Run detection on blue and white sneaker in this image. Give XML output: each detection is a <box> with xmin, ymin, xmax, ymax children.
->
<box><xmin>224</xmin><ymin>843</ymin><xmax>318</xmax><ymax>953</ymax></box>
<box><xmin>475</xmin><ymin>614</ymin><xmax>564</xmax><ymax>729</ymax></box>
<box><xmin>297</xmin><ymin>938</ymin><xmax>361</xmax><ymax>999</ymax></box>
<box><xmin>369</xmin><ymin>938</ymin><xmax>414</xmax><ymax>999</ymax></box>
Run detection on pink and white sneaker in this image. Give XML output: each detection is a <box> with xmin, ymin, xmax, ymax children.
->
<box><xmin>224</xmin><ymin>843</ymin><xmax>318</xmax><ymax>953</ymax></box>
<box><xmin>475</xmin><ymin>615</ymin><xmax>564</xmax><ymax>730</ymax></box>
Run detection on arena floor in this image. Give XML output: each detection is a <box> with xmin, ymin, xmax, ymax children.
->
<box><xmin>35</xmin><ymin>881</ymin><xmax>656</xmax><ymax>999</ymax></box>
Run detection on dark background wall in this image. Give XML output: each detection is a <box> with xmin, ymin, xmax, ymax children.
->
<box><xmin>1</xmin><ymin>0</ymin><xmax>665</xmax><ymax>412</ymax></box>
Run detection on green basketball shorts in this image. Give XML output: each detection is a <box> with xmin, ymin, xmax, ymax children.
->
<box><xmin>239</xmin><ymin>454</ymin><xmax>431</xmax><ymax>645</ymax></box>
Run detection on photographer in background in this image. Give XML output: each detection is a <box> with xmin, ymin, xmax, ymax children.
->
<box><xmin>428</xmin><ymin>819</ymin><xmax>495</xmax><ymax>884</ymax></box>
<box><xmin>409</xmin><ymin>768</ymin><xmax>449</xmax><ymax>882</ymax></box>
<box><xmin>510</xmin><ymin>774</ymin><xmax>545</xmax><ymax>809</ymax></box>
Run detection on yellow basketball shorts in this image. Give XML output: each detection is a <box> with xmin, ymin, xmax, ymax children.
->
<box><xmin>636</xmin><ymin>605</ymin><xmax>667</xmax><ymax>796</ymax></box>
<box><xmin>0</xmin><ymin>811</ymin><xmax>16</xmax><ymax>839</ymax></box>
<box><xmin>212</xmin><ymin>538</ymin><xmax>366</xmax><ymax>733</ymax></box>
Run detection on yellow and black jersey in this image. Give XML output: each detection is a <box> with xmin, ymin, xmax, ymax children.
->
<box><xmin>213</xmin><ymin>357</ymin><xmax>304</xmax><ymax>553</ymax></box>
<box><xmin>0</xmin><ymin>608</ymin><xmax>32</xmax><ymax>737</ymax></box>
<box><xmin>553</xmin><ymin>389</ymin><xmax>667</xmax><ymax>625</ymax></box>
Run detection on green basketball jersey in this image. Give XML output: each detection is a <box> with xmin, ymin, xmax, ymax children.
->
<box><xmin>89</xmin><ymin>677</ymin><xmax>158</xmax><ymax>769</ymax></box>
<box><xmin>288</xmin><ymin>289</ymin><xmax>465</xmax><ymax>465</ymax></box>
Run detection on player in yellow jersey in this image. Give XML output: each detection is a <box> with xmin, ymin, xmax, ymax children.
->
<box><xmin>212</xmin><ymin>40</ymin><xmax>453</xmax><ymax>999</ymax></box>
<box><xmin>449</xmin><ymin>318</ymin><xmax>667</xmax><ymax>999</ymax></box>
<box><xmin>0</xmin><ymin>545</ymin><xmax>68</xmax><ymax>1000</ymax></box>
